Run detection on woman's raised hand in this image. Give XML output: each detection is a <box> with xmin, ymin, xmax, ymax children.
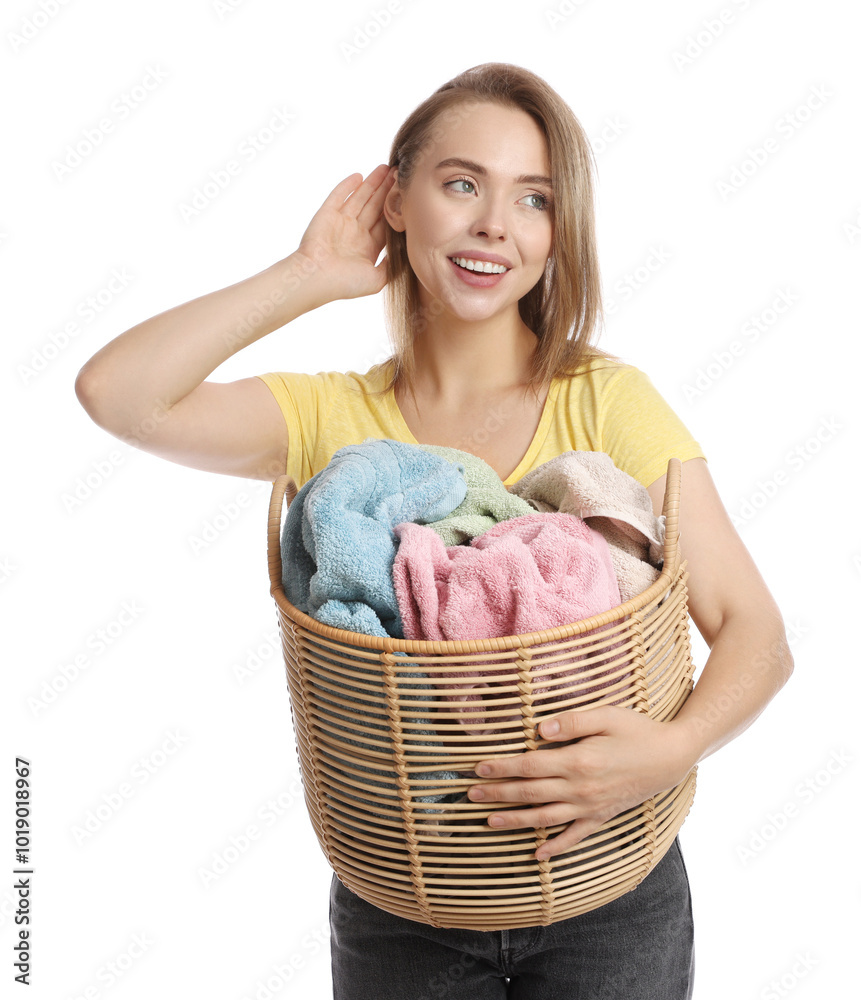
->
<box><xmin>295</xmin><ymin>164</ymin><xmax>397</xmax><ymax>302</ymax></box>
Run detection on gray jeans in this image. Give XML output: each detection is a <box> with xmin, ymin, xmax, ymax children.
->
<box><xmin>329</xmin><ymin>837</ymin><xmax>694</xmax><ymax>999</ymax></box>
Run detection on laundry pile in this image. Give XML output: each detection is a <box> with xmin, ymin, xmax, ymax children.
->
<box><xmin>281</xmin><ymin>439</ymin><xmax>665</xmax><ymax>632</ymax></box>
<box><xmin>278</xmin><ymin>438</ymin><xmax>667</xmax><ymax>813</ymax></box>
<box><xmin>279</xmin><ymin>439</ymin><xmax>666</xmax><ymax>738</ymax></box>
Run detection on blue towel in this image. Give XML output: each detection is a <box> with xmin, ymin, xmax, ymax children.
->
<box><xmin>281</xmin><ymin>438</ymin><xmax>468</xmax><ymax>638</ymax></box>
<box><xmin>280</xmin><ymin>438</ymin><xmax>469</xmax><ymax>806</ymax></box>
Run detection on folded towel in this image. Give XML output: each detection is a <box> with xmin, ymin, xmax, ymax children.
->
<box><xmin>510</xmin><ymin>451</ymin><xmax>666</xmax><ymax>602</ymax></box>
<box><xmin>281</xmin><ymin>438</ymin><xmax>468</xmax><ymax>638</ymax></box>
<box><xmin>393</xmin><ymin>513</ymin><xmax>622</xmax><ymax>734</ymax></box>
<box><xmin>414</xmin><ymin>445</ymin><xmax>535</xmax><ymax>545</ymax></box>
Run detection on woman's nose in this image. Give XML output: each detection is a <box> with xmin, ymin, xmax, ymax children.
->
<box><xmin>470</xmin><ymin>194</ymin><xmax>508</xmax><ymax>239</ymax></box>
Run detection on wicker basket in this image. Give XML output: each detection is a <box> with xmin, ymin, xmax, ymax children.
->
<box><xmin>267</xmin><ymin>456</ymin><xmax>697</xmax><ymax>930</ymax></box>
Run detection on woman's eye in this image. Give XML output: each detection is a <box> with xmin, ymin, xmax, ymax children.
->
<box><xmin>445</xmin><ymin>178</ymin><xmax>475</xmax><ymax>194</ymax></box>
<box><xmin>520</xmin><ymin>193</ymin><xmax>549</xmax><ymax>212</ymax></box>
<box><xmin>444</xmin><ymin>179</ymin><xmax>550</xmax><ymax>212</ymax></box>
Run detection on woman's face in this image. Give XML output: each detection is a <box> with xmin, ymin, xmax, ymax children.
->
<box><xmin>385</xmin><ymin>101</ymin><xmax>554</xmax><ymax>327</ymax></box>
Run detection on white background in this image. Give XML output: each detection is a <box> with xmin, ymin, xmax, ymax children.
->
<box><xmin>3</xmin><ymin>0</ymin><xmax>860</xmax><ymax>997</ymax></box>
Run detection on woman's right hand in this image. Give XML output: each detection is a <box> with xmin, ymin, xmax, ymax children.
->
<box><xmin>294</xmin><ymin>164</ymin><xmax>397</xmax><ymax>303</ymax></box>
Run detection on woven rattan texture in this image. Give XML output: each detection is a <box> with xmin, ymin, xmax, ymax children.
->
<box><xmin>268</xmin><ymin>457</ymin><xmax>697</xmax><ymax>930</ymax></box>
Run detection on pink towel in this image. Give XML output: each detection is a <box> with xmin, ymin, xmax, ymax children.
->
<box><xmin>392</xmin><ymin>513</ymin><xmax>623</xmax><ymax>734</ymax></box>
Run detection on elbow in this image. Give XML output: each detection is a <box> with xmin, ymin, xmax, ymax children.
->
<box><xmin>766</xmin><ymin>614</ymin><xmax>795</xmax><ymax>693</ymax></box>
<box><xmin>780</xmin><ymin>642</ymin><xmax>795</xmax><ymax>687</ymax></box>
<box><xmin>75</xmin><ymin>363</ymin><xmax>124</xmax><ymax>438</ymax></box>
<box><xmin>74</xmin><ymin>364</ymin><xmax>105</xmax><ymax>425</ymax></box>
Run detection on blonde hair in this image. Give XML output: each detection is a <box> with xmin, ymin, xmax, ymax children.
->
<box><xmin>380</xmin><ymin>62</ymin><xmax>616</xmax><ymax>398</ymax></box>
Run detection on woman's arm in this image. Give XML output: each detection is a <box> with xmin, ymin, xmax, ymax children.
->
<box><xmin>467</xmin><ymin>457</ymin><xmax>794</xmax><ymax>859</ymax></box>
<box><xmin>75</xmin><ymin>254</ymin><xmax>329</xmax><ymax>481</ymax></box>
<box><xmin>642</xmin><ymin>457</ymin><xmax>794</xmax><ymax>762</ymax></box>
<box><xmin>75</xmin><ymin>165</ymin><xmax>395</xmax><ymax>480</ymax></box>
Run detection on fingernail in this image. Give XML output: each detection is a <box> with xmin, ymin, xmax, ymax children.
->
<box><xmin>541</xmin><ymin>719</ymin><xmax>560</xmax><ymax>737</ymax></box>
<box><xmin>468</xmin><ymin>787</ymin><xmax>485</xmax><ymax>800</ymax></box>
<box><xmin>488</xmin><ymin>815</ymin><xmax>505</xmax><ymax>826</ymax></box>
<box><xmin>476</xmin><ymin>764</ymin><xmax>491</xmax><ymax>777</ymax></box>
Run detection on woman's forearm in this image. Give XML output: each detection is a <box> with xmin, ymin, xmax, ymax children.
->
<box><xmin>75</xmin><ymin>250</ymin><xmax>329</xmax><ymax>433</ymax></box>
<box><xmin>669</xmin><ymin>608</ymin><xmax>794</xmax><ymax>767</ymax></box>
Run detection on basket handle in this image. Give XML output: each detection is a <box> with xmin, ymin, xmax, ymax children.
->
<box><xmin>660</xmin><ymin>457</ymin><xmax>683</xmax><ymax>576</ymax></box>
<box><xmin>267</xmin><ymin>474</ymin><xmax>298</xmax><ymax>596</ymax></box>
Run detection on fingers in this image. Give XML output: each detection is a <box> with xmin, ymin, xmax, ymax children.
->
<box><xmin>473</xmin><ymin>747</ymin><xmax>560</xmax><ymax>782</ymax></box>
<box><xmin>468</xmin><ymin>776</ymin><xmax>567</xmax><ymax>807</ymax></box>
<box><xmin>360</xmin><ymin>165</ymin><xmax>397</xmax><ymax>225</ymax></box>
<box><xmin>483</xmin><ymin>800</ymin><xmax>578</xmax><ymax>831</ymax></box>
<box><xmin>538</xmin><ymin>707</ymin><xmax>614</xmax><ymax>742</ymax></box>
<box><xmin>342</xmin><ymin>164</ymin><xmax>396</xmax><ymax>222</ymax></box>
<box><xmin>535</xmin><ymin>817</ymin><xmax>606</xmax><ymax>861</ymax></box>
<box><xmin>320</xmin><ymin>171</ymin><xmax>365</xmax><ymax>211</ymax></box>
<box><xmin>368</xmin><ymin>212</ymin><xmax>390</xmax><ymax>248</ymax></box>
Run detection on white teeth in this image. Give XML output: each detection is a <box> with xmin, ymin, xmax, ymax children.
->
<box><xmin>452</xmin><ymin>256</ymin><xmax>508</xmax><ymax>274</ymax></box>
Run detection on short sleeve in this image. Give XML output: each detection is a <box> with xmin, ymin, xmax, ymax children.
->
<box><xmin>254</xmin><ymin>372</ymin><xmax>335</xmax><ymax>486</ymax></box>
<box><xmin>598</xmin><ymin>366</ymin><xmax>707</xmax><ymax>487</ymax></box>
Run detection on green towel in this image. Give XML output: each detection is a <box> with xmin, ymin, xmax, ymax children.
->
<box><xmin>416</xmin><ymin>445</ymin><xmax>534</xmax><ymax>545</ymax></box>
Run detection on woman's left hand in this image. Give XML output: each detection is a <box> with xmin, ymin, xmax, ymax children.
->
<box><xmin>467</xmin><ymin>707</ymin><xmax>697</xmax><ymax>861</ymax></box>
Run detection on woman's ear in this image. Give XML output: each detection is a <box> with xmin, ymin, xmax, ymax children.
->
<box><xmin>384</xmin><ymin>173</ymin><xmax>406</xmax><ymax>233</ymax></box>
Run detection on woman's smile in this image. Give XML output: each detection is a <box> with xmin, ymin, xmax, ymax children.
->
<box><xmin>447</xmin><ymin>254</ymin><xmax>510</xmax><ymax>287</ymax></box>
<box><xmin>384</xmin><ymin>101</ymin><xmax>554</xmax><ymax>328</ymax></box>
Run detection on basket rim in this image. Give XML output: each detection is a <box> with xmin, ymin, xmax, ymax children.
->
<box><xmin>266</xmin><ymin>455</ymin><xmax>683</xmax><ymax>654</ymax></box>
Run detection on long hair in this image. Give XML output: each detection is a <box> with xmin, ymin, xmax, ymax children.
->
<box><xmin>379</xmin><ymin>62</ymin><xmax>615</xmax><ymax>398</ymax></box>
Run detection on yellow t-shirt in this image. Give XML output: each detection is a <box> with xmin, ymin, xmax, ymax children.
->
<box><xmin>255</xmin><ymin>357</ymin><xmax>706</xmax><ymax>490</ymax></box>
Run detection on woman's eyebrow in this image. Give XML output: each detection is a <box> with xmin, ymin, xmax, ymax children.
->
<box><xmin>434</xmin><ymin>156</ymin><xmax>553</xmax><ymax>187</ymax></box>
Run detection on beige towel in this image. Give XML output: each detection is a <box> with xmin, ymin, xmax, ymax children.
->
<box><xmin>509</xmin><ymin>451</ymin><xmax>666</xmax><ymax>602</ymax></box>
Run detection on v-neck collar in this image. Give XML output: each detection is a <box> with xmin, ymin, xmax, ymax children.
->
<box><xmin>380</xmin><ymin>364</ymin><xmax>561</xmax><ymax>487</ymax></box>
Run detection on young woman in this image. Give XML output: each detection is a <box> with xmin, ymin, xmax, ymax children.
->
<box><xmin>76</xmin><ymin>62</ymin><xmax>793</xmax><ymax>999</ymax></box>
